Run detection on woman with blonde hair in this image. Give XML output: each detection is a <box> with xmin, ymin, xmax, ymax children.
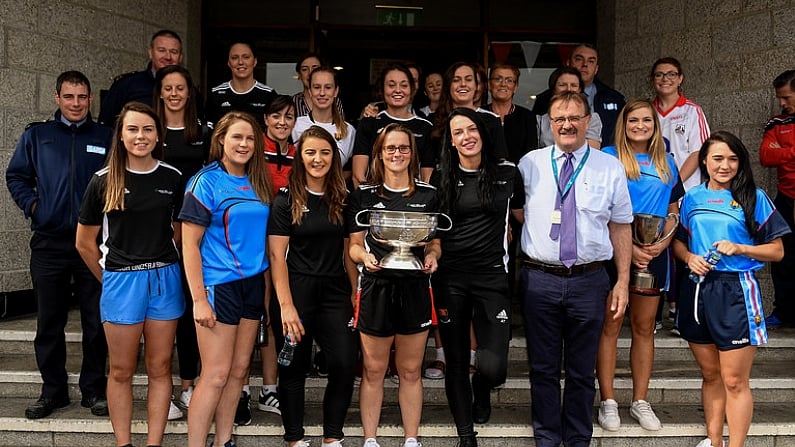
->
<box><xmin>596</xmin><ymin>98</ymin><xmax>684</xmax><ymax>432</ymax></box>
<box><xmin>181</xmin><ymin>111</ymin><xmax>273</xmax><ymax>447</ymax></box>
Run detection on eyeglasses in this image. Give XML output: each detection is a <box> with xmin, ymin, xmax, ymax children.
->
<box><xmin>490</xmin><ymin>76</ymin><xmax>516</xmax><ymax>85</ymax></box>
<box><xmin>653</xmin><ymin>71</ymin><xmax>680</xmax><ymax>80</ymax></box>
<box><xmin>383</xmin><ymin>144</ymin><xmax>411</xmax><ymax>154</ymax></box>
<box><xmin>550</xmin><ymin>115</ymin><xmax>587</xmax><ymax>126</ymax></box>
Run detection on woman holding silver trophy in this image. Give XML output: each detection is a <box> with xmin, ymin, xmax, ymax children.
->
<box><xmin>596</xmin><ymin>99</ymin><xmax>684</xmax><ymax>432</ymax></box>
<box><xmin>432</xmin><ymin>108</ymin><xmax>524</xmax><ymax>447</ymax></box>
<box><xmin>673</xmin><ymin>131</ymin><xmax>789</xmax><ymax>447</ymax></box>
<box><xmin>348</xmin><ymin>123</ymin><xmax>442</xmax><ymax>447</ymax></box>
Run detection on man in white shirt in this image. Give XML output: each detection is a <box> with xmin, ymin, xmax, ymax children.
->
<box><xmin>517</xmin><ymin>91</ymin><xmax>632</xmax><ymax>447</ymax></box>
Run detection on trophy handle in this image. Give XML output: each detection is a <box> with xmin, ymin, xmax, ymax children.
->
<box><xmin>436</xmin><ymin>213</ymin><xmax>453</xmax><ymax>232</ymax></box>
<box><xmin>355</xmin><ymin>210</ymin><xmax>370</xmax><ymax>227</ymax></box>
<box><xmin>656</xmin><ymin>212</ymin><xmax>680</xmax><ymax>243</ymax></box>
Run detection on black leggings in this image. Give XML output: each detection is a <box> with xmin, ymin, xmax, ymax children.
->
<box><xmin>432</xmin><ymin>269</ymin><xmax>511</xmax><ymax>436</ymax></box>
<box><xmin>270</xmin><ymin>273</ymin><xmax>358</xmax><ymax>442</ymax></box>
<box><xmin>175</xmin><ymin>260</ymin><xmax>199</xmax><ymax>381</ymax></box>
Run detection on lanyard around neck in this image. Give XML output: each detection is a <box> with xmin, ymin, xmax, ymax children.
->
<box><xmin>551</xmin><ymin>147</ymin><xmax>590</xmax><ymax>199</ymax></box>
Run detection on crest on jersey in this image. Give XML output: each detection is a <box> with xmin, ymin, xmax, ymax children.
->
<box><xmin>675</xmin><ymin>124</ymin><xmax>686</xmax><ymax>135</ymax></box>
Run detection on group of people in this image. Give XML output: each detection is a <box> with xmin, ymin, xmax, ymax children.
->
<box><xmin>5</xmin><ymin>27</ymin><xmax>795</xmax><ymax>447</ymax></box>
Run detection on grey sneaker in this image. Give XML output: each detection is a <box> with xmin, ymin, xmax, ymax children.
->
<box><xmin>630</xmin><ymin>399</ymin><xmax>661</xmax><ymax>431</ymax></box>
<box><xmin>597</xmin><ymin>399</ymin><xmax>620</xmax><ymax>431</ymax></box>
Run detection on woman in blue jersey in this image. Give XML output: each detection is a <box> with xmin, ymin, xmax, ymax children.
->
<box><xmin>180</xmin><ymin>111</ymin><xmax>273</xmax><ymax>447</ymax></box>
<box><xmin>673</xmin><ymin>131</ymin><xmax>789</xmax><ymax>447</ymax></box>
<box><xmin>153</xmin><ymin>64</ymin><xmax>208</xmax><ymax>417</ymax></box>
<box><xmin>433</xmin><ymin>108</ymin><xmax>524</xmax><ymax>447</ymax></box>
<box><xmin>75</xmin><ymin>102</ymin><xmax>184</xmax><ymax>447</ymax></box>
<box><xmin>596</xmin><ymin>99</ymin><xmax>684</xmax><ymax>432</ymax></box>
<box><xmin>268</xmin><ymin>126</ymin><xmax>358</xmax><ymax>447</ymax></box>
<box><xmin>348</xmin><ymin>123</ymin><xmax>442</xmax><ymax>447</ymax></box>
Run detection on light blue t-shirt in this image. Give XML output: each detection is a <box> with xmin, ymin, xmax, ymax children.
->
<box><xmin>179</xmin><ymin>160</ymin><xmax>270</xmax><ymax>285</ymax></box>
<box><xmin>602</xmin><ymin>146</ymin><xmax>682</xmax><ymax>217</ymax></box>
<box><xmin>676</xmin><ymin>184</ymin><xmax>790</xmax><ymax>272</ymax></box>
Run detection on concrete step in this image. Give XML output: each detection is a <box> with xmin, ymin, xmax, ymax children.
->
<box><xmin>0</xmin><ymin>397</ymin><xmax>793</xmax><ymax>447</ymax></box>
<box><xmin>2</xmin><ymin>357</ymin><xmax>794</xmax><ymax>406</ymax></box>
<box><xmin>3</xmin><ymin>314</ymin><xmax>795</xmax><ymax>362</ymax></box>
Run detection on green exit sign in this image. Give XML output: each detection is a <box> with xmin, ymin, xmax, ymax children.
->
<box><xmin>376</xmin><ymin>7</ymin><xmax>421</xmax><ymax>26</ymax></box>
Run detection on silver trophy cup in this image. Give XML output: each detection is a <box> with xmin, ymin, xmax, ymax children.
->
<box><xmin>355</xmin><ymin>210</ymin><xmax>452</xmax><ymax>270</ymax></box>
<box><xmin>630</xmin><ymin>213</ymin><xmax>679</xmax><ymax>295</ymax></box>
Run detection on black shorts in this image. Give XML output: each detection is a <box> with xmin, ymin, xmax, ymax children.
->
<box><xmin>207</xmin><ymin>273</ymin><xmax>265</xmax><ymax>325</ymax></box>
<box><xmin>678</xmin><ymin>270</ymin><xmax>767</xmax><ymax>350</ymax></box>
<box><xmin>355</xmin><ymin>273</ymin><xmax>432</xmax><ymax>337</ymax></box>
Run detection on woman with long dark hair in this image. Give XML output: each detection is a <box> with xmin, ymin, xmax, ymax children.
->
<box><xmin>75</xmin><ymin>102</ymin><xmax>184</xmax><ymax>447</ymax></box>
<box><xmin>352</xmin><ymin>63</ymin><xmax>434</xmax><ymax>187</ymax></box>
<box><xmin>348</xmin><ymin>123</ymin><xmax>441</xmax><ymax>447</ymax></box>
<box><xmin>433</xmin><ymin>108</ymin><xmax>523</xmax><ymax>447</ymax></box>
<box><xmin>431</xmin><ymin>62</ymin><xmax>508</xmax><ymax>163</ymax></box>
<box><xmin>673</xmin><ymin>131</ymin><xmax>789</xmax><ymax>447</ymax></box>
<box><xmin>153</xmin><ymin>64</ymin><xmax>208</xmax><ymax>417</ymax></box>
<box><xmin>268</xmin><ymin>125</ymin><xmax>358</xmax><ymax>447</ymax></box>
<box><xmin>181</xmin><ymin>111</ymin><xmax>273</xmax><ymax>447</ymax></box>
<box><xmin>595</xmin><ymin>99</ymin><xmax>683</xmax><ymax>432</ymax></box>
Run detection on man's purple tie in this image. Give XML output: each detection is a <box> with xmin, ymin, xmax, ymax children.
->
<box><xmin>558</xmin><ymin>153</ymin><xmax>577</xmax><ymax>267</ymax></box>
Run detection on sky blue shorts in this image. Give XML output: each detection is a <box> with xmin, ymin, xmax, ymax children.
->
<box><xmin>101</xmin><ymin>262</ymin><xmax>185</xmax><ymax>324</ymax></box>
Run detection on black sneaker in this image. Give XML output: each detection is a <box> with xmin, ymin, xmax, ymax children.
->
<box><xmin>25</xmin><ymin>396</ymin><xmax>70</xmax><ymax>419</ymax></box>
<box><xmin>81</xmin><ymin>395</ymin><xmax>109</xmax><ymax>416</ymax></box>
<box><xmin>456</xmin><ymin>433</ymin><xmax>477</xmax><ymax>447</ymax></box>
<box><xmin>314</xmin><ymin>349</ymin><xmax>329</xmax><ymax>377</ymax></box>
<box><xmin>257</xmin><ymin>388</ymin><xmax>281</xmax><ymax>415</ymax></box>
<box><xmin>471</xmin><ymin>374</ymin><xmax>491</xmax><ymax>424</ymax></box>
<box><xmin>234</xmin><ymin>391</ymin><xmax>252</xmax><ymax>426</ymax></box>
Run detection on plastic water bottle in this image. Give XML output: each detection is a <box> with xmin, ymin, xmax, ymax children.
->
<box><xmin>255</xmin><ymin>315</ymin><xmax>268</xmax><ymax>347</ymax></box>
<box><xmin>277</xmin><ymin>334</ymin><xmax>298</xmax><ymax>366</ymax></box>
<box><xmin>689</xmin><ymin>249</ymin><xmax>721</xmax><ymax>283</ymax></box>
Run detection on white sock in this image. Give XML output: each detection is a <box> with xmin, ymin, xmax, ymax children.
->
<box><xmin>262</xmin><ymin>384</ymin><xmax>277</xmax><ymax>394</ymax></box>
<box><xmin>242</xmin><ymin>384</ymin><xmax>251</xmax><ymax>395</ymax></box>
<box><xmin>470</xmin><ymin>350</ymin><xmax>476</xmax><ymax>366</ymax></box>
<box><xmin>435</xmin><ymin>348</ymin><xmax>445</xmax><ymax>363</ymax></box>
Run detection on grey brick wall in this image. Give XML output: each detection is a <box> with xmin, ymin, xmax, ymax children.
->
<box><xmin>0</xmin><ymin>0</ymin><xmax>195</xmax><ymax>292</ymax></box>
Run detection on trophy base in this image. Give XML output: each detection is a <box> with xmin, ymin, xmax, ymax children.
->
<box><xmin>379</xmin><ymin>254</ymin><xmax>424</xmax><ymax>270</ymax></box>
<box><xmin>630</xmin><ymin>271</ymin><xmax>660</xmax><ymax>296</ymax></box>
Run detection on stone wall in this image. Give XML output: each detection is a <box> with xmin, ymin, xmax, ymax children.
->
<box><xmin>606</xmin><ymin>0</ymin><xmax>794</xmax><ymax>308</ymax></box>
<box><xmin>609</xmin><ymin>0</ymin><xmax>794</xmax><ymax>193</ymax></box>
<box><xmin>0</xmin><ymin>0</ymin><xmax>195</xmax><ymax>292</ymax></box>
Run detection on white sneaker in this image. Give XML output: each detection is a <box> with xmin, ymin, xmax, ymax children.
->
<box><xmin>597</xmin><ymin>399</ymin><xmax>620</xmax><ymax>431</ymax></box>
<box><xmin>178</xmin><ymin>386</ymin><xmax>193</xmax><ymax>410</ymax></box>
<box><xmin>168</xmin><ymin>400</ymin><xmax>184</xmax><ymax>420</ymax></box>
<box><xmin>402</xmin><ymin>438</ymin><xmax>421</xmax><ymax>447</ymax></box>
<box><xmin>630</xmin><ymin>399</ymin><xmax>661</xmax><ymax>431</ymax></box>
<box><xmin>293</xmin><ymin>440</ymin><xmax>311</xmax><ymax>447</ymax></box>
<box><xmin>694</xmin><ymin>438</ymin><xmax>724</xmax><ymax>447</ymax></box>
<box><xmin>321</xmin><ymin>440</ymin><xmax>343</xmax><ymax>447</ymax></box>
<box><xmin>362</xmin><ymin>438</ymin><xmax>380</xmax><ymax>447</ymax></box>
